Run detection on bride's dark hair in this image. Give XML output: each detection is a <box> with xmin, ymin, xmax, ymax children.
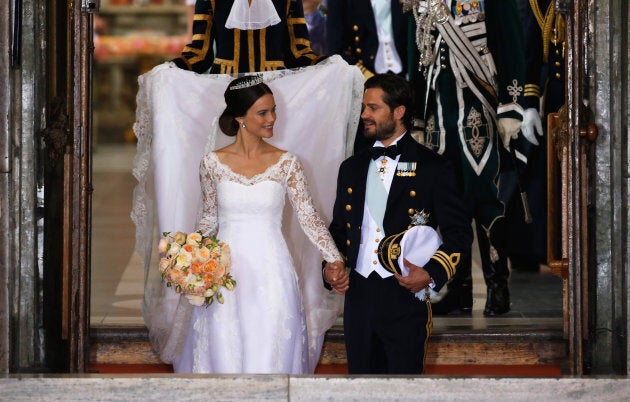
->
<box><xmin>219</xmin><ymin>76</ymin><xmax>273</xmax><ymax>136</ymax></box>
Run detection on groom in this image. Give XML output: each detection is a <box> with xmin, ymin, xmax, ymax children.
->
<box><xmin>324</xmin><ymin>74</ymin><xmax>472</xmax><ymax>374</ymax></box>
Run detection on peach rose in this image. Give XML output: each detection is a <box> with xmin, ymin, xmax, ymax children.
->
<box><xmin>158</xmin><ymin>237</ymin><xmax>170</xmax><ymax>254</ymax></box>
<box><xmin>158</xmin><ymin>257</ymin><xmax>171</xmax><ymax>273</ymax></box>
<box><xmin>172</xmin><ymin>231</ymin><xmax>187</xmax><ymax>245</ymax></box>
<box><xmin>202</xmin><ymin>259</ymin><xmax>226</xmax><ymax>280</ymax></box>
<box><xmin>196</xmin><ymin>247</ymin><xmax>211</xmax><ymax>262</ymax></box>
<box><xmin>182</xmin><ymin>244</ymin><xmax>194</xmax><ymax>253</ymax></box>
<box><xmin>186</xmin><ymin>232</ymin><xmax>203</xmax><ymax>246</ymax></box>
<box><xmin>190</xmin><ymin>261</ymin><xmax>203</xmax><ymax>275</ymax></box>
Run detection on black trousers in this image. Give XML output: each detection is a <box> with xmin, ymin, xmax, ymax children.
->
<box><xmin>343</xmin><ymin>270</ymin><xmax>432</xmax><ymax>374</ymax></box>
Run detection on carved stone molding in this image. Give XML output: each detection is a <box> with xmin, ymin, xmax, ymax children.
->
<box><xmin>41</xmin><ymin>97</ymin><xmax>70</xmax><ymax>164</ymax></box>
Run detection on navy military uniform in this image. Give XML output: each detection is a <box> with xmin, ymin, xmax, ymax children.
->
<box><xmin>173</xmin><ymin>0</ymin><xmax>323</xmax><ymax>74</ymax></box>
<box><xmin>326</xmin><ymin>0</ymin><xmax>409</xmax><ymax>79</ymax></box>
<box><xmin>410</xmin><ymin>0</ymin><xmax>527</xmax><ymax>315</ymax></box>
<box><xmin>328</xmin><ymin>133</ymin><xmax>473</xmax><ymax>373</ymax></box>
<box><xmin>506</xmin><ymin>0</ymin><xmax>565</xmax><ymax>269</ymax></box>
<box><xmin>327</xmin><ymin>0</ymin><xmax>419</xmax><ymax>153</ymax></box>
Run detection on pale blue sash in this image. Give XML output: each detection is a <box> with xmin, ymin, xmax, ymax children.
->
<box><xmin>365</xmin><ymin>160</ymin><xmax>389</xmax><ymax>230</ymax></box>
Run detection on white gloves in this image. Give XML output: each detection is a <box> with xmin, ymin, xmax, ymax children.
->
<box><xmin>496</xmin><ymin>117</ymin><xmax>521</xmax><ymax>149</ymax></box>
<box><xmin>521</xmin><ymin>108</ymin><xmax>544</xmax><ymax>146</ymax></box>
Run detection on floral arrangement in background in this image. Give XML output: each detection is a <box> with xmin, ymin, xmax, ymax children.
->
<box><xmin>158</xmin><ymin>231</ymin><xmax>235</xmax><ymax>307</ymax></box>
<box><xmin>94</xmin><ymin>34</ymin><xmax>188</xmax><ymax>61</ymax></box>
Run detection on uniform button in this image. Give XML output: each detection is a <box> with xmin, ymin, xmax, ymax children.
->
<box><xmin>441</xmin><ymin>64</ymin><xmax>446</xmax><ymax>69</ymax></box>
<box><xmin>376</xmin><ymin>228</ymin><xmax>381</xmax><ymax>232</ymax></box>
<box><xmin>373</xmin><ymin>260</ymin><xmax>378</xmax><ymax>265</ymax></box>
<box><xmin>440</xmin><ymin>55</ymin><xmax>445</xmax><ymax>60</ymax></box>
<box><xmin>410</xmin><ymin>190</ymin><xmax>416</xmax><ymax>197</ymax></box>
<box><xmin>356</xmin><ymin>48</ymin><xmax>362</xmax><ymax>54</ymax></box>
<box><xmin>347</xmin><ymin>187</ymin><xmax>353</xmax><ymax>194</ymax></box>
<box><xmin>373</xmin><ymin>249</ymin><xmax>378</xmax><ymax>253</ymax></box>
<box><xmin>355</xmin><ymin>36</ymin><xmax>360</xmax><ymax>42</ymax></box>
<box><xmin>555</xmin><ymin>61</ymin><xmax>561</xmax><ymax>66</ymax></box>
<box><xmin>408</xmin><ymin>208</ymin><xmax>415</xmax><ymax>215</ymax></box>
<box><xmin>346</xmin><ymin>223</ymin><xmax>351</xmax><ymax>229</ymax></box>
<box><xmin>370</xmin><ymin>55</ymin><xmax>375</xmax><ymax>60</ymax></box>
<box><xmin>346</xmin><ymin>239</ymin><xmax>351</xmax><ymax>246</ymax></box>
<box><xmin>375</xmin><ymin>238</ymin><xmax>380</xmax><ymax>243</ymax></box>
<box><xmin>555</xmin><ymin>49</ymin><xmax>560</xmax><ymax>55</ymax></box>
<box><xmin>353</xmin><ymin>25</ymin><xmax>359</xmax><ymax>31</ymax></box>
<box><xmin>345</xmin><ymin>205</ymin><xmax>352</xmax><ymax>211</ymax></box>
<box><xmin>555</xmin><ymin>73</ymin><xmax>561</xmax><ymax>78</ymax></box>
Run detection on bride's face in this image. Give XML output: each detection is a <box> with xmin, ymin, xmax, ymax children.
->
<box><xmin>242</xmin><ymin>93</ymin><xmax>276</xmax><ymax>139</ymax></box>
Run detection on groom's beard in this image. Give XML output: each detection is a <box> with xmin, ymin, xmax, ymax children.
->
<box><xmin>362</xmin><ymin>114</ymin><xmax>397</xmax><ymax>142</ymax></box>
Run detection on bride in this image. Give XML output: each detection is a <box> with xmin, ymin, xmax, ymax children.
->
<box><xmin>172</xmin><ymin>76</ymin><xmax>347</xmax><ymax>373</ymax></box>
<box><xmin>134</xmin><ymin>0</ymin><xmax>364</xmax><ymax>374</ymax></box>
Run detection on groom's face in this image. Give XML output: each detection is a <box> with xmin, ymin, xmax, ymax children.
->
<box><xmin>361</xmin><ymin>88</ymin><xmax>397</xmax><ymax>142</ymax></box>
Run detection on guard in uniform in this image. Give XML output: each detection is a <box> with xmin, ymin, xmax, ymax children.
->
<box><xmin>327</xmin><ymin>0</ymin><xmax>418</xmax><ymax>152</ymax></box>
<box><xmin>408</xmin><ymin>0</ymin><xmax>531</xmax><ymax>316</ymax></box>
<box><xmin>173</xmin><ymin>0</ymin><xmax>323</xmax><ymax>74</ymax></box>
<box><xmin>505</xmin><ymin>0</ymin><xmax>566</xmax><ymax>269</ymax></box>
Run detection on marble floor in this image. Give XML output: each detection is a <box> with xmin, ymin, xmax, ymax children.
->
<box><xmin>91</xmin><ymin>143</ymin><xmax>563</xmax><ymax>332</ymax></box>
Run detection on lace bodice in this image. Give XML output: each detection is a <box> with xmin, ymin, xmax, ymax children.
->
<box><xmin>198</xmin><ymin>151</ymin><xmax>342</xmax><ymax>263</ymax></box>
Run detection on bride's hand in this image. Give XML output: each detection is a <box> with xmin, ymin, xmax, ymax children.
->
<box><xmin>325</xmin><ymin>261</ymin><xmax>349</xmax><ymax>295</ymax></box>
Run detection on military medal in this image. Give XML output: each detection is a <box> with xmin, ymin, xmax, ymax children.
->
<box><xmin>377</xmin><ymin>158</ymin><xmax>388</xmax><ymax>180</ymax></box>
<box><xmin>396</xmin><ymin>162</ymin><xmax>417</xmax><ymax>177</ymax></box>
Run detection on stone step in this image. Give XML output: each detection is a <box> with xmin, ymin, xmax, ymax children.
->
<box><xmin>90</xmin><ymin>325</ymin><xmax>568</xmax><ymax>368</ymax></box>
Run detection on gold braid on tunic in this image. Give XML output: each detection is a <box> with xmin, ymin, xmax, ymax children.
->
<box><xmin>529</xmin><ymin>0</ymin><xmax>566</xmax><ymax>62</ymax></box>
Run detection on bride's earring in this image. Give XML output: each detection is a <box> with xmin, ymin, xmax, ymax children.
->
<box><xmin>240</xmin><ymin>121</ymin><xmax>246</xmax><ymax>128</ymax></box>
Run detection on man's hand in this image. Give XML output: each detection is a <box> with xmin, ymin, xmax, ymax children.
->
<box><xmin>394</xmin><ymin>258</ymin><xmax>433</xmax><ymax>293</ymax></box>
<box><xmin>324</xmin><ymin>261</ymin><xmax>349</xmax><ymax>295</ymax></box>
<box><xmin>521</xmin><ymin>108</ymin><xmax>543</xmax><ymax>146</ymax></box>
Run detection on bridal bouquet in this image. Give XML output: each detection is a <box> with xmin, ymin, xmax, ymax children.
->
<box><xmin>158</xmin><ymin>231</ymin><xmax>236</xmax><ymax>307</ymax></box>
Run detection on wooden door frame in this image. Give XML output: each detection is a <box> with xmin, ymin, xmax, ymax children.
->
<box><xmin>548</xmin><ymin>0</ymin><xmax>598</xmax><ymax>374</ymax></box>
<box><xmin>47</xmin><ymin>0</ymin><xmax>94</xmax><ymax>372</ymax></box>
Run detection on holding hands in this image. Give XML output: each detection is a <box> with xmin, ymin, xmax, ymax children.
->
<box><xmin>324</xmin><ymin>261</ymin><xmax>349</xmax><ymax>295</ymax></box>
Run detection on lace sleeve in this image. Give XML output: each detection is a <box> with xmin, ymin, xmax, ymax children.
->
<box><xmin>285</xmin><ymin>155</ymin><xmax>343</xmax><ymax>263</ymax></box>
<box><xmin>197</xmin><ymin>155</ymin><xmax>219</xmax><ymax>236</ymax></box>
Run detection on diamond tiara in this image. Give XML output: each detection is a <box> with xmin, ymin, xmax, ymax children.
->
<box><xmin>229</xmin><ymin>75</ymin><xmax>264</xmax><ymax>91</ymax></box>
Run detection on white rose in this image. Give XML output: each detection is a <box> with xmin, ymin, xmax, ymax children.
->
<box><xmin>185</xmin><ymin>295</ymin><xmax>206</xmax><ymax>306</ymax></box>
<box><xmin>167</xmin><ymin>242</ymin><xmax>181</xmax><ymax>258</ymax></box>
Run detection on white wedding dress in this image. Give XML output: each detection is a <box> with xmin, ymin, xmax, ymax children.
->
<box><xmin>173</xmin><ymin>152</ymin><xmax>342</xmax><ymax>373</ymax></box>
<box><xmin>132</xmin><ymin>56</ymin><xmax>363</xmax><ymax>373</ymax></box>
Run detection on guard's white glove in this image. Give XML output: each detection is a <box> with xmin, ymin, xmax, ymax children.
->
<box><xmin>521</xmin><ymin>108</ymin><xmax>544</xmax><ymax>146</ymax></box>
<box><xmin>497</xmin><ymin>117</ymin><xmax>521</xmax><ymax>149</ymax></box>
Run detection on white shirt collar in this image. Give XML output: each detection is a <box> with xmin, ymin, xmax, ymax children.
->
<box><xmin>225</xmin><ymin>0</ymin><xmax>281</xmax><ymax>30</ymax></box>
